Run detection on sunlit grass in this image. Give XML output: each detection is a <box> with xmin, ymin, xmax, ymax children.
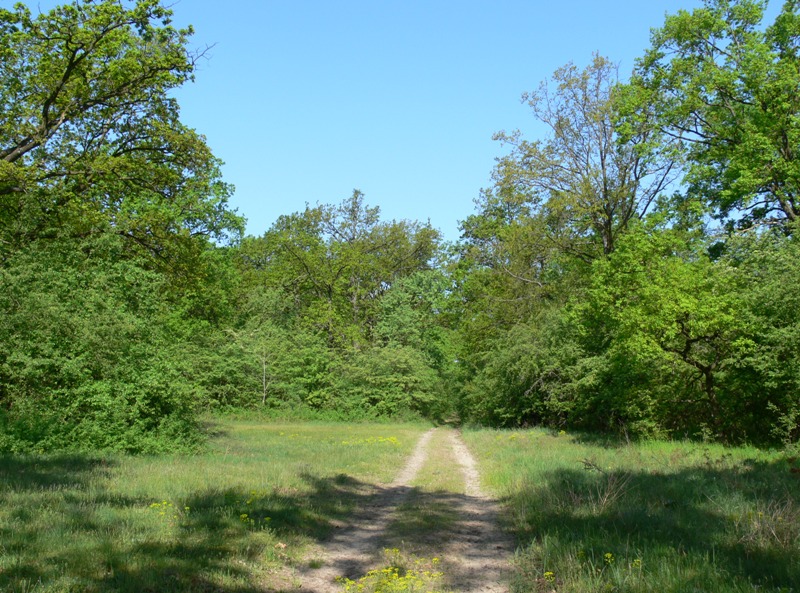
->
<box><xmin>0</xmin><ymin>419</ymin><xmax>428</xmax><ymax>593</ymax></box>
<box><xmin>464</xmin><ymin>428</ymin><xmax>800</xmax><ymax>593</ymax></box>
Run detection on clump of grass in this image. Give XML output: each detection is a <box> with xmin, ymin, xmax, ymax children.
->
<box><xmin>575</xmin><ymin>458</ymin><xmax>633</xmax><ymax>514</ymax></box>
<box><xmin>337</xmin><ymin>548</ymin><xmax>449</xmax><ymax>593</ymax></box>
<box><xmin>731</xmin><ymin>498</ymin><xmax>800</xmax><ymax>551</ymax></box>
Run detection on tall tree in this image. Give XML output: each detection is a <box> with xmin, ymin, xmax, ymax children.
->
<box><xmin>629</xmin><ymin>0</ymin><xmax>800</xmax><ymax>225</ymax></box>
<box><xmin>0</xmin><ymin>0</ymin><xmax>242</xmax><ymax>268</ymax></box>
<box><xmin>490</xmin><ymin>54</ymin><xmax>676</xmax><ymax>261</ymax></box>
<box><xmin>0</xmin><ymin>0</ymin><xmax>243</xmax><ymax>452</ymax></box>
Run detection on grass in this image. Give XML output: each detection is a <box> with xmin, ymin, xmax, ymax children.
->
<box><xmin>0</xmin><ymin>419</ymin><xmax>428</xmax><ymax>593</ymax></box>
<box><xmin>463</xmin><ymin>428</ymin><xmax>800</xmax><ymax>593</ymax></box>
<box><xmin>8</xmin><ymin>419</ymin><xmax>797</xmax><ymax>593</ymax></box>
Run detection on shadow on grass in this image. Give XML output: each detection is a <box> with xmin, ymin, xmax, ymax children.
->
<box><xmin>0</xmin><ymin>455</ymin><xmax>378</xmax><ymax>593</ymax></box>
<box><xmin>510</xmin><ymin>456</ymin><xmax>800</xmax><ymax>592</ymax></box>
<box><xmin>0</xmin><ymin>453</ymin><xmax>113</xmax><ymax>490</ymax></box>
<box><xmin>385</xmin><ymin>487</ymin><xmax>461</xmax><ymax>549</ymax></box>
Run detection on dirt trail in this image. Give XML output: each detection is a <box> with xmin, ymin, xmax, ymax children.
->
<box><xmin>296</xmin><ymin>428</ymin><xmax>435</xmax><ymax>591</ymax></box>
<box><xmin>443</xmin><ymin>430</ymin><xmax>513</xmax><ymax>593</ymax></box>
<box><xmin>296</xmin><ymin>428</ymin><xmax>513</xmax><ymax>592</ymax></box>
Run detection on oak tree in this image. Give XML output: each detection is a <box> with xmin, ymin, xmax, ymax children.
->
<box><xmin>630</xmin><ymin>0</ymin><xmax>800</xmax><ymax>225</ymax></box>
<box><xmin>0</xmin><ymin>0</ymin><xmax>241</xmax><ymax>267</ymax></box>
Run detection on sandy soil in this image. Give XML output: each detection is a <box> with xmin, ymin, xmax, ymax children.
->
<box><xmin>295</xmin><ymin>427</ymin><xmax>513</xmax><ymax>592</ymax></box>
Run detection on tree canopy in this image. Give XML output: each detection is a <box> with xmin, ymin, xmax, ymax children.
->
<box><xmin>2</xmin><ymin>0</ymin><xmax>799</xmax><ymax>451</ymax></box>
<box><xmin>0</xmin><ymin>0</ymin><xmax>241</xmax><ymax>269</ymax></box>
<box><xmin>628</xmin><ymin>0</ymin><xmax>800</xmax><ymax>226</ymax></box>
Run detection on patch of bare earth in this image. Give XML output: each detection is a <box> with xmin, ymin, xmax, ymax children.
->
<box><xmin>296</xmin><ymin>428</ymin><xmax>513</xmax><ymax>592</ymax></box>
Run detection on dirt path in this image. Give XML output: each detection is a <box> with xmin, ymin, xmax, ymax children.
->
<box><xmin>296</xmin><ymin>427</ymin><xmax>513</xmax><ymax>592</ymax></box>
<box><xmin>443</xmin><ymin>430</ymin><xmax>513</xmax><ymax>593</ymax></box>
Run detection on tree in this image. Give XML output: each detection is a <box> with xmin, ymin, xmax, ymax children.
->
<box><xmin>0</xmin><ymin>0</ymin><xmax>242</xmax><ymax>268</ymax></box>
<box><xmin>629</xmin><ymin>0</ymin><xmax>800</xmax><ymax>226</ymax></box>
<box><xmin>0</xmin><ymin>0</ymin><xmax>243</xmax><ymax>452</ymax></box>
<box><xmin>490</xmin><ymin>55</ymin><xmax>676</xmax><ymax>261</ymax></box>
<box><xmin>246</xmin><ymin>190</ymin><xmax>440</xmax><ymax>349</ymax></box>
<box><xmin>577</xmin><ymin>222</ymin><xmax>742</xmax><ymax>438</ymax></box>
<box><xmin>454</xmin><ymin>57</ymin><xmax>676</xmax><ymax>404</ymax></box>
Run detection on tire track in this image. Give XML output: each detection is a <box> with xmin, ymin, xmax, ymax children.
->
<box><xmin>442</xmin><ymin>430</ymin><xmax>513</xmax><ymax>593</ymax></box>
<box><xmin>296</xmin><ymin>428</ymin><xmax>513</xmax><ymax>592</ymax></box>
<box><xmin>296</xmin><ymin>428</ymin><xmax>435</xmax><ymax>592</ymax></box>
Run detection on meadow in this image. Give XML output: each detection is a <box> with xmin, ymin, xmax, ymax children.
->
<box><xmin>463</xmin><ymin>429</ymin><xmax>800</xmax><ymax>593</ymax></box>
<box><xmin>0</xmin><ymin>420</ymin><xmax>428</xmax><ymax>592</ymax></box>
<box><xmin>3</xmin><ymin>420</ymin><xmax>799</xmax><ymax>593</ymax></box>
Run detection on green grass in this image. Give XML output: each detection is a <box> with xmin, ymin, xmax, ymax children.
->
<box><xmin>463</xmin><ymin>428</ymin><xmax>800</xmax><ymax>593</ymax></box>
<box><xmin>0</xmin><ymin>419</ymin><xmax>428</xmax><ymax>593</ymax></box>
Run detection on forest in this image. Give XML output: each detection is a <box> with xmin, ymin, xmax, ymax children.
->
<box><xmin>1</xmin><ymin>0</ymin><xmax>800</xmax><ymax>454</ymax></box>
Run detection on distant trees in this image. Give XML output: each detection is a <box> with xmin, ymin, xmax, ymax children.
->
<box><xmin>227</xmin><ymin>192</ymin><xmax>456</xmax><ymax>418</ymax></box>
<box><xmin>249</xmin><ymin>190</ymin><xmax>440</xmax><ymax>349</ymax></box>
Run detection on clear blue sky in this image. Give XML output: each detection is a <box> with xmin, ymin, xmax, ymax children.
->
<box><xmin>43</xmin><ymin>1</ymin><xmax>732</xmax><ymax>241</ymax></box>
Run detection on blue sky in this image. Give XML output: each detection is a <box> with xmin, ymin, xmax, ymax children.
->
<box><xmin>48</xmin><ymin>1</ymin><xmax>727</xmax><ymax>241</ymax></box>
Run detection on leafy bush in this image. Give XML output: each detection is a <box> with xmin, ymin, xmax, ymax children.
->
<box><xmin>0</xmin><ymin>236</ymin><xmax>202</xmax><ymax>453</ymax></box>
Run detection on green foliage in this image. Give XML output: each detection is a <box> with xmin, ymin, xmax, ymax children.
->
<box><xmin>454</xmin><ymin>37</ymin><xmax>800</xmax><ymax>444</ymax></box>
<box><xmin>490</xmin><ymin>54</ymin><xmax>675</xmax><ymax>260</ymax></box>
<box><xmin>0</xmin><ymin>235</ymin><xmax>201</xmax><ymax>453</ymax></box>
<box><xmin>456</xmin><ymin>193</ymin><xmax>800</xmax><ymax>443</ymax></box>
<box><xmin>461</xmin><ymin>310</ymin><xmax>579</xmax><ymax>428</ymax></box>
<box><xmin>628</xmin><ymin>0</ymin><xmax>800</xmax><ymax>225</ymax></box>
<box><xmin>567</xmin><ymin>221</ymin><xmax>800</xmax><ymax>443</ymax></box>
<box><xmin>335</xmin><ymin>345</ymin><xmax>441</xmax><ymax>417</ymax></box>
<box><xmin>230</xmin><ymin>193</ymin><xmax>453</xmax><ymax>419</ymax></box>
<box><xmin>574</xmin><ymin>223</ymin><xmax>740</xmax><ymax>438</ymax></box>
<box><xmin>242</xmin><ymin>190</ymin><xmax>440</xmax><ymax>349</ymax></box>
<box><xmin>0</xmin><ymin>0</ymin><xmax>245</xmax><ymax>452</ymax></box>
<box><xmin>4</xmin><ymin>0</ymin><xmax>799</xmax><ymax>449</ymax></box>
<box><xmin>0</xmin><ymin>0</ymin><xmax>243</xmax><ymax>266</ymax></box>
<box><xmin>720</xmin><ymin>226</ymin><xmax>800</xmax><ymax>443</ymax></box>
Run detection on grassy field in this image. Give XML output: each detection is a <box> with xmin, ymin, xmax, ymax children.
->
<box><xmin>5</xmin><ymin>420</ymin><xmax>799</xmax><ymax>593</ymax></box>
<box><xmin>463</xmin><ymin>428</ymin><xmax>800</xmax><ymax>593</ymax></box>
<box><xmin>0</xmin><ymin>419</ymin><xmax>428</xmax><ymax>593</ymax></box>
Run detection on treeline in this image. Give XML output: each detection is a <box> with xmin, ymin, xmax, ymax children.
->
<box><xmin>456</xmin><ymin>2</ymin><xmax>800</xmax><ymax>444</ymax></box>
<box><xmin>1</xmin><ymin>0</ymin><xmax>798</xmax><ymax>452</ymax></box>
